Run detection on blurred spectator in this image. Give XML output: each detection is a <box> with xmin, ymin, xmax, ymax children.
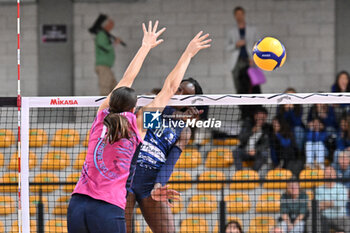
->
<box><xmin>305</xmin><ymin>118</ymin><xmax>328</xmax><ymax>169</ymax></box>
<box><xmin>307</xmin><ymin>104</ymin><xmax>338</xmax><ymax>135</ymax></box>
<box><xmin>226</xmin><ymin>6</ymin><xmax>259</xmax><ymax>94</ymax></box>
<box><xmin>225</xmin><ymin>220</ymin><xmax>243</xmax><ymax>233</ymax></box>
<box><xmin>270</xmin><ymin>117</ymin><xmax>299</xmax><ymax>173</ymax></box>
<box><xmin>314</xmin><ymin>166</ymin><xmax>350</xmax><ymax>233</ymax></box>
<box><xmin>333</xmin><ymin>150</ymin><xmax>350</xmax><ymax>189</ymax></box>
<box><xmin>331</xmin><ymin>71</ymin><xmax>350</xmax><ymax>121</ymax></box>
<box><xmin>336</xmin><ymin>116</ymin><xmax>350</xmax><ymax>151</ymax></box>
<box><xmin>234</xmin><ymin>107</ymin><xmax>272</xmax><ymax>171</ymax></box>
<box><xmin>269</xmin><ymin>226</ymin><xmax>284</xmax><ymax>233</ymax></box>
<box><xmin>279</xmin><ymin>182</ymin><xmax>307</xmax><ymax>233</ymax></box>
<box><xmin>277</xmin><ymin>88</ymin><xmax>305</xmax><ymax>152</ymax></box>
<box><xmin>89</xmin><ymin>14</ymin><xmax>122</xmax><ymax>96</ymax></box>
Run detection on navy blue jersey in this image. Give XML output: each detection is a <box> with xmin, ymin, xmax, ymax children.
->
<box><xmin>137</xmin><ymin>107</ymin><xmax>183</xmax><ymax>169</ymax></box>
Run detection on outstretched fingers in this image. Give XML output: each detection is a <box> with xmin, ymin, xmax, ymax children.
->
<box><xmin>153</xmin><ymin>20</ymin><xmax>159</xmax><ymax>33</ymax></box>
<box><xmin>148</xmin><ymin>20</ymin><xmax>152</xmax><ymax>33</ymax></box>
<box><xmin>142</xmin><ymin>23</ymin><xmax>147</xmax><ymax>34</ymax></box>
<box><xmin>155</xmin><ymin>27</ymin><xmax>166</xmax><ymax>37</ymax></box>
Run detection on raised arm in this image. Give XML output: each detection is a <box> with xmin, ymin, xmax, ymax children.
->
<box><xmin>147</xmin><ymin>31</ymin><xmax>211</xmax><ymax>110</ymax></box>
<box><xmin>98</xmin><ymin>20</ymin><xmax>166</xmax><ymax>111</ymax></box>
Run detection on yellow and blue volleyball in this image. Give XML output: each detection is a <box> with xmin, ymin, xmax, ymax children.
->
<box><xmin>252</xmin><ymin>37</ymin><xmax>286</xmax><ymax>71</ymax></box>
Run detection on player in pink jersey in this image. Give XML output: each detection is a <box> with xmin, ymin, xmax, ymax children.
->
<box><xmin>67</xmin><ymin>20</ymin><xmax>166</xmax><ymax>233</ymax></box>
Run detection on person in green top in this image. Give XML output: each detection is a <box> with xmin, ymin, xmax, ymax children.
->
<box><xmin>280</xmin><ymin>181</ymin><xmax>308</xmax><ymax>233</ymax></box>
<box><xmin>89</xmin><ymin>14</ymin><xmax>123</xmax><ymax>96</ymax></box>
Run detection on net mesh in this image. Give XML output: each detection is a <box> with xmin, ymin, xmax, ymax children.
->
<box><xmin>7</xmin><ymin>95</ymin><xmax>350</xmax><ymax>233</ymax></box>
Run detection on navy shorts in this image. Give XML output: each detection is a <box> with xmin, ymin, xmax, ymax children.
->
<box><xmin>129</xmin><ymin>164</ymin><xmax>159</xmax><ymax>202</ymax></box>
<box><xmin>67</xmin><ymin>194</ymin><xmax>126</xmax><ymax>233</ymax></box>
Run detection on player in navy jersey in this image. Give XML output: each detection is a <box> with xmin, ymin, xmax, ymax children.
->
<box><xmin>126</xmin><ymin>78</ymin><xmax>205</xmax><ymax>233</ymax></box>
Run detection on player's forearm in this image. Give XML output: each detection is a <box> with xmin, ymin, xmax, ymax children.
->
<box><xmin>118</xmin><ymin>44</ymin><xmax>152</xmax><ymax>88</ymax></box>
<box><xmin>162</xmin><ymin>52</ymin><xmax>192</xmax><ymax>95</ymax></box>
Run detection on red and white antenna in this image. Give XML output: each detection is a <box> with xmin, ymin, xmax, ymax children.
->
<box><xmin>17</xmin><ymin>0</ymin><xmax>22</xmax><ymax>232</ymax></box>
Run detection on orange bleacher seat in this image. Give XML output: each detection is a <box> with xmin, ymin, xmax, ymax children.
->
<box><xmin>248</xmin><ymin>216</ymin><xmax>275</xmax><ymax>233</ymax></box>
<box><xmin>136</xmin><ymin>206</ymin><xmax>142</xmax><ymax>215</ymax></box>
<box><xmin>45</xmin><ymin>219</ymin><xmax>67</xmax><ymax>233</ymax></box>
<box><xmin>225</xmin><ymin>193</ymin><xmax>251</xmax><ymax>213</ymax></box>
<box><xmin>263</xmin><ymin>168</ymin><xmax>293</xmax><ymax>189</ymax></box>
<box><xmin>0</xmin><ymin>196</ymin><xmax>15</xmax><ymax>215</ymax></box>
<box><xmin>299</xmin><ymin>168</ymin><xmax>324</xmax><ymax>188</ymax></box>
<box><xmin>73</xmin><ymin>150</ymin><xmax>87</xmax><ymax>170</ymax></box>
<box><xmin>205</xmin><ymin>147</ymin><xmax>233</xmax><ymax>168</ymax></box>
<box><xmin>145</xmin><ymin>226</ymin><xmax>153</xmax><ymax>233</ymax></box>
<box><xmin>134</xmin><ymin>220</ymin><xmax>141</xmax><ymax>233</ymax></box>
<box><xmin>256</xmin><ymin>192</ymin><xmax>281</xmax><ymax>213</ymax></box>
<box><xmin>30</xmin><ymin>196</ymin><xmax>48</xmax><ymax>216</ymax></box>
<box><xmin>10</xmin><ymin>220</ymin><xmax>37</xmax><ymax>233</ymax></box>
<box><xmin>82</xmin><ymin>130</ymin><xmax>90</xmax><ymax>147</ymax></box>
<box><xmin>29</xmin><ymin>128</ymin><xmax>48</xmax><ymax>147</ymax></box>
<box><xmin>0</xmin><ymin>129</ymin><xmax>15</xmax><ymax>147</ymax></box>
<box><xmin>171</xmin><ymin>199</ymin><xmax>183</xmax><ymax>214</ymax></box>
<box><xmin>230</xmin><ymin>170</ymin><xmax>260</xmax><ymax>190</ymax></box>
<box><xmin>53</xmin><ymin>196</ymin><xmax>70</xmax><ymax>215</ymax></box>
<box><xmin>63</xmin><ymin>173</ymin><xmax>80</xmax><ymax>193</ymax></box>
<box><xmin>306</xmin><ymin>190</ymin><xmax>314</xmax><ymax>200</ymax></box>
<box><xmin>213</xmin><ymin>138</ymin><xmax>239</xmax><ymax>146</ymax></box>
<box><xmin>0</xmin><ymin>172</ymin><xmax>18</xmax><ymax>192</ymax></box>
<box><xmin>0</xmin><ymin>221</ymin><xmax>3</xmax><ymax>232</ymax></box>
<box><xmin>41</xmin><ymin>150</ymin><xmax>70</xmax><ymax>170</ymax></box>
<box><xmin>50</xmin><ymin>129</ymin><xmax>80</xmax><ymax>147</ymax></box>
<box><xmin>168</xmin><ymin>171</ymin><xmax>192</xmax><ymax>191</ymax></box>
<box><xmin>8</xmin><ymin>151</ymin><xmax>37</xmax><ymax>170</ymax></box>
<box><xmin>187</xmin><ymin>194</ymin><xmax>217</xmax><ymax>214</ymax></box>
<box><xmin>180</xmin><ymin>217</ymin><xmax>209</xmax><ymax>233</ymax></box>
<box><xmin>197</xmin><ymin>171</ymin><xmax>226</xmax><ymax>191</ymax></box>
<box><xmin>0</xmin><ymin>153</ymin><xmax>4</xmax><ymax>167</ymax></box>
<box><xmin>213</xmin><ymin>216</ymin><xmax>243</xmax><ymax>233</ymax></box>
<box><xmin>175</xmin><ymin>148</ymin><xmax>202</xmax><ymax>168</ymax></box>
<box><xmin>30</xmin><ymin>173</ymin><xmax>59</xmax><ymax>193</ymax></box>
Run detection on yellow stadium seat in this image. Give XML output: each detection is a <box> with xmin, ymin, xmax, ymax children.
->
<box><xmin>168</xmin><ymin>171</ymin><xmax>192</xmax><ymax>191</ymax></box>
<box><xmin>29</xmin><ymin>128</ymin><xmax>48</xmax><ymax>147</ymax></box>
<box><xmin>41</xmin><ymin>151</ymin><xmax>70</xmax><ymax>170</ymax></box>
<box><xmin>30</xmin><ymin>173</ymin><xmax>59</xmax><ymax>193</ymax></box>
<box><xmin>213</xmin><ymin>138</ymin><xmax>239</xmax><ymax>146</ymax></box>
<box><xmin>171</xmin><ymin>199</ymin><xmax>183</xmax><ymax>214</ymax></box>
<box><xmin>30</xmin><ymin>196</ymin><xmax>48</xmax><ymax>216</ymax></box>
<box><xmin>205</xmin><ymin>147</ymin><xmax>233</xmax><ymax>168</ymax></box>
<box><xmin>256</xmin><ymin>192</ymin><xmax>281</xmax><ymax>213</ymax></box>
<box><xmin>8</xmin><ymin>151</ymin><xmax>37</xmax><ymax>170</ymax></box>
<box><xmin>248</xmin><ymin>216</ymin><xmax>275</xmax><ymax>233</ymax></box>
<box><xmin>306</xmin><ymin>190</ymin><xmax>314</xmax><ymax>200</ymax></box>
<box><xmin>225</xmin><ymin>193</ymin><xmax>251</xmax><ymax>213</ymax></box>
<box><xmin>263</xmin><ymin>168</ymin><xmax>293</xmax><ymax>189</ymax></box>
<box><xmin>82</xmin><ymin>130</ymin><xmax>90</xmax><ymax>147</ymax></box>
<box><xmin>0</xmin><ymin>172</ymin><xmax>18</xmax><ymax>192</ymax></box>
<box><xmin>0</xmin><ymin>221</ymin><xmax>3</xmax><ymax>232</ymax></box>
<box><xmin>136</xmin><ymin>207</ymin><xmax>142</xmax><ymax>215</ymax></box>
<box><xmin>53</xmin><ymin>196</ymin><xmax>70</xmax><ymax>215</ymax></box>
<box><xmin>50</xmin><ymin>129</ymin><xmax>80</xmax><ymax>147</ymax></box>
<box><xmin>0</xmin><ymin>196</ymin><xmax>15</xmax><ymax>215</ymax></box>
<box><xmin>187</xmin><ymin>194</ymin><xmax>217</xmax><ymax>214</ymax></box>
<box><xmin>45</xmin><ymin>219</ymin><xmax>67</xmax><ymax>233</ymax></box>
<box><xmin>134</xmin><ymin>220</ymin><xmax>141</xmax><ymax>233</ymax></box>
<box><xmin>197</xmin><ymin>171</ymin><xmax>226</xmax><ymax>191</ymax></box>
<box><xmin>213</xmin><ymin>217</ymin><xmax>243</xmax><ymax>233</ymax></box>
<box><xmin>0</xmin><ymin>153</ymin><xmax>4</xmax><ymax>167</ymax></box>
<box><xmin>73</xmin><ymin>150</ymin><xmax>87</xmax><ymax>170</ymax></box>
<box><xmin>145</xmin><ymin>226</ymin><xmax>153</xmax><ymax>233</ymax></box>
<box><xmin>10</xmin><ymin>220</ymin><xmax>37</xmax><ymax>233</ymax></box>
<box><xmin>299</xmin><ymin>168</ymin><xmax>324</xmax><ymax>188</ymax></box>
<box><xmin>175</xmin><ymin>148</ymin><xmax>202</xmax><ymax>168</ymax></box>
<box><xmin>0</xmin><ymin>129</ymin><xmax>15</xmax><ymax>147</ymax></box>
<box><xmin>180</xmin><ymin>217</ymin><xmax>208</xmax><ymax>233</ymax></box>
<box><xmin>63</xmin><ymin>173</ymin><xmax>80</xmax><ymax>193</ymax></box>
<box><xmin>230</xmin><ymin>170</ymin><xmax>260</xmax><ymax>190</ymax></box>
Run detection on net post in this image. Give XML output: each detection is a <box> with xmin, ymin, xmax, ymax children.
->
<box><xmin>20</xmin><ymin>97</ymin><xmax>30</xmax><ymax>233</ymax></box>
<box><xmin>311</xmin><ymin>188</ymin><xmax>318</xmax><ymax>233</ymax></box>
<box><xmin>219</xmin><ymin>185</ymin><xmax>226</xmax><ymax>233</ymax></box>
<box><xmin>37</xmin><ymin>188</ymin><xmax>44</xmax><ymax>233</ymax></box>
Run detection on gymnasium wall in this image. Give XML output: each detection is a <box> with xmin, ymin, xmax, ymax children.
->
<box><xmin>0</xmin><ymin>0</ymin><xmax>336</xmax><ymax>96</ymax></box>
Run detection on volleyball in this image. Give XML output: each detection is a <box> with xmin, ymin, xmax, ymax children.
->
<box><xmin>252</xmin><ymin>37</ymin><xmax>286</xmax><ymax>71</ymax></box>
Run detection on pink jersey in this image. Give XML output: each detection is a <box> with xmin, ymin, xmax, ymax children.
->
<box><xmin>73</xmin><ymin>109</ymin><xmax>142</xmax><ymax>209</ymax></box>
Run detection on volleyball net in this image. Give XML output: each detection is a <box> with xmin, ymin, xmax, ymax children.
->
<box><xmin>1</xmin><ymin>93</ymin><xmax>350</xmax><ymax>233</ymax></box>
